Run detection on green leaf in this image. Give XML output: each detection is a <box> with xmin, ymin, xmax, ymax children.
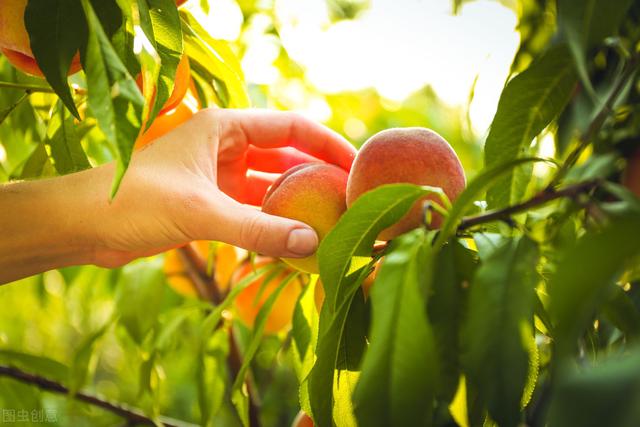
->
<box><xmin>549</xmin><ymin>214</ymin><xmax>640</xmax><ymax>358</ymax></box>
<box><xmin>197</xmin><ymin>328</ymin><xmax>229</xmax><ymax>426</ymax></box>
<box><xmin>44</xmin><ymin>100</ymin><xmax>91</xmax><ymax>174</ymax></box>
<box><xmin>69</xmin><ymin>322</ymin><xmax>110</xmax><ymax>395</ymax></box>
<box><xmin>292</xmin><ymin>277</ymin><xmax>321</xmax><ymax>381</ymax></box>
<box><xmin>115</xmin><ymin>258</ymin><xmax>165</xmax><ymax>345</ymax></box>
<box><xmin>306</xmin><ymin>267</ymin><xmax>369</xmax><ymax>427</ymax></box>
<box><xmin>80</xmin><ymin>0</ymin><xmax>144</xmax><ymax>197</ymax></box>
<box><xmin>198</xmin><ymin>264</ymin><xmax>277</xmax><ymax>339</ymax></box>
<box><xmin>353</xmin><ymin>230</ymin><xmax>438</xmax><ymax>427</ymax></box>
<box><xmin>461</xmin><ymin>236</ymin><xmax>540</xmax><ymax>427</ymax></box>
<box><xmin>333</xmin><ymin>288</ymin><xmax>368</xmax><ymax>427</ymax></box>
<box><xmin>0</xmin><ymin>93</ymin><xmax>29</xmax><ymax>125</ymax></box>
<box><xmin>557</xmin><ymin>0</ymin><xmax>633</xmax><ymax>99</ymax></box>
<box><xmin>484</xmin><ymin>44</ymin><xmax>577</xmax><ymax>209</ymax></box>
<box><xmin>20</xmin><ymin>142</ymin><xmax>52</xmax><ymax>179</ymax></box>
<box><xmin>601</xmin><ymin>285</ymin><xmax>640</xmax><ymax>341</ymax></box>
<box><xmin>147</xmin><ymin>0</ymin><xmax>183</xmax><ymax>120</ymax></box>
<box><xmin>319</xmin><ymin>184</ymin><xmax>432</xmax><ymax>314</ymax></box>
<box><xmin>0</xmin><ymin>350</ymin><xmax>69</xmax><ymax>383</ymax></box>
<box><xmin>548</xmin><ymin>347</ymin><xmax>640</xmax><ymax>427</ymax></box>
<box><xmin>429</xmin><ymin>240</ymin><xmax>478</xmax><ymax>401</ymax></box>
<box><xmin>180</xmin><ymin>10</ymin><xmax>249</xmax><ymax>108</ymax></box>
<box><xmin>309</xmin><ymin>184</ymin><xmax>433</xmax><ymax>426</ymax></box>
<box><xmin>231</xmin><ymin>272</ymin><xmax>300</xmax><ymax>426</ymax></box>
<box><xmin>24</xmin><ymin>0</ymin><xmax>83</xmax><ymax>117</ymax></box>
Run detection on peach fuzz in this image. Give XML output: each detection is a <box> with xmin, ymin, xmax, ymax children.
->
<box><xmin>346</xmin><ymin>127</ymin><xmax>465</xmax><ymax>240</ymax></box>
<box><xmin>262</xmin><ymin>163</ymin><xmax>348</xmax><ymax>274</ymax></box>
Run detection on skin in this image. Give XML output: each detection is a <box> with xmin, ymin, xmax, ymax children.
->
<box><xmin>0</xmin><ymin>0</ymin><xmax>81</xmax><ymax>77</ymax></box>
<box><xmin>346</xmin><ymin>127</ymin><xmax>465</xmax><ymax>240</ymax></box>
<box><xmin>232</xmin><ymin>257</ymin><xmax>303</xmax><ymax>334</ymax></box>
<box><xmin>262</xmin><ymin>163</ymin><xmax>349</xmax><ymax>274</ymax></box>
<box><xmin>623</xmin><ymin>148</ymin><xmax>640</xmax><ymax>197</ymax></box>
<box><xmin>0</xmin><ymin>109</ymin><xmax>356</xmax><ymax>285</ymax></box>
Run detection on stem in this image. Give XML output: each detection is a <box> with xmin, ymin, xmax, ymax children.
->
<box><xmin>179</xmin><ymin>246</ymin><xmax>263</xmax><ymax>427</ymax></box>
<box><xmin>458</xmin><ymin>180</ymin><xmax>600</xmax><ymax>230</ymax></box>
<box><xmin>550</xmin><ymin>54</ymin><xmax>640</xmax><ymax>186</ymax></box>
<box><xmin>0</xmin><ymin>81</ymin><xmax>87</xmax><ymax>95</ymax></box>
<box><xmin>0</xmin><ymin>365</ymin><xmax>192</xmax><ymax>427</ymax></box>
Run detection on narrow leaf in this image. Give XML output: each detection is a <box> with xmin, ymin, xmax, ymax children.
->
<box><xmin>80</xmin><ymin>0</ymin><xmax>144</xmax><ymax>197</ymax></box>
<box><xmin>25</xmin><ymin>0</ymin><xmax>83</xmax><ymax>117</ymax></box>
<box><xmin>557</xmin><ymin>0</ymin><xmax>633</xmax><ymax>99</ymax></box>
<box><xmin>485</xmin><ymin>44</ymin><xmax>577</xmax><ymax>208</ymax></box>
<box><xmin>353</xmin><ymin>230</ymin><xmax>438</xmax><ymax>427</ymax></box>
<box><xmin>44</xmin><ymin>100</ymin><xmax>90</xmax><ymax>174</ymax></box>
<box><xmin>461</xmin><ymin>236</ymin><xmax>540</xmax><ymax>427</ymax></box>
<box><xmin>549</xmin><ymin>214</ymin><xmax>640</xmax><ymax>358</ymax></box>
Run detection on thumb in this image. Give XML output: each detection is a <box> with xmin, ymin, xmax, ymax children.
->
<box><xmin>205</xmin><ymin>193</ymin><xmax>318</xmax><ymax>258</ymax></box>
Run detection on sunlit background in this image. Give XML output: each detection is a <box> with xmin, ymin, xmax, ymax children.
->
<box><xmin>0</xmin><ymin>0</ymin><xmax>527</xmax><ymax>178</ymax></box>
<box><xmin>189</xmin><ymin>0</ymin><xmax>523</xmax><ymax>176</ymax></box>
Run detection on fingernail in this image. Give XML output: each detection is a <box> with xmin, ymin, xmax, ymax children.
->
<box><xmin>287</xmin><ymin>228</ymin><xmax>318</xmax><ymax>256</ymax></box>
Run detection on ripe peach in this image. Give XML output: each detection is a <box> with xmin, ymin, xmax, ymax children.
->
<box><xmin>232</xmin><ymin>257</ymin><xmax>304</xmax><ymax>334</ymax></box>
<box><xmin>262</xmin><ymin>163</ymin><xmax>349</xmax><ymax>274</ymax></box>
<box><xmin>346</xmin><ymin>127</ymin><xmax>465</xmax><ymax>240</ymax></box>
<box><xmin>623</xmin><ymin>148</ymin><xmax>640</xmax><ymax>197</ymax></box>
<box><xmin>0</xmin><ymin>0</ymin><xmax>82</xmax><ymax>77</ymax></box>
<box><xmin>292</xmin><ymin>411</ymin><xmax>314</xmax><ymax>427</ymax></box>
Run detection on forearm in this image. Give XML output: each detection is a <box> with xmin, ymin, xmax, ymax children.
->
<box><xmin>0</xmin><ymin>169</ymin><xmax>102</xmax><ymax>284</ymax></box>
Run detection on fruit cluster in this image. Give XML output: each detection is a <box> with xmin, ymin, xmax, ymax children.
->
<box><xmin>263</xmin><ymin>127</ymin><xmax>467</xmax><ymax>273</ymax></box>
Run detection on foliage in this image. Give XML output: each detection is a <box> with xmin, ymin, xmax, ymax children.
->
<box><xmin>1</xmin><ymin>0</ymin><xmax>640</xmax><ymax>426</ymax></box>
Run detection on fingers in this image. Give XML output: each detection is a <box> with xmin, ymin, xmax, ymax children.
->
<box><xmin>205</xmin><ymin>192</ymin><xmax>318</xmax><ymax>258</ymax></box>
<box><xmin>243</xmin><ymin>171</ymin><xmax>277</xmax><ymax>206</ymax></box>
<box><xmin>220</xmin><ymin>109</ymin><xmax>357</xmax><ymax>171</ymax></box>
<box><xmin>246</xmin><ymin>146</ymin><xmax>320</xmax><ymax>173</ymax></box>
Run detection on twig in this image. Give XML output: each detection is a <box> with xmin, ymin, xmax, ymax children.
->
<box><xmin>0</xmin><ymin>365</ymin><xmax>193</xmax><ymax>427</ymax></box>
<box><xmin>179</xmin><ymin>246</ymin><xmax>263</xmax><ymax>427</ymax></box>
<box><xmin>458</xmin><ymin>180</ymin><xmax>601</xmax><ymax>230</ymax></box>
<box><xmin>0</xmin><ymin>81</ymin><xmax>87</xmax><ymax>95</ymax></box>
<box><xmin>550</xmin><ymin>54</ymin><xmax>640</xmax><ymax>186</ymax></box>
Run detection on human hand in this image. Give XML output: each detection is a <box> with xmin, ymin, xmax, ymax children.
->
<box><xmin>88</xmin><ymin>108</ymin><xmax>356</xmax><ymax>267</ymax></box>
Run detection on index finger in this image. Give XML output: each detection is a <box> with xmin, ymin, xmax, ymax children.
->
<box><xmin>219</xmin><ymin>109</ymin><xmax>357</xmax><ymax>171</ymax></box>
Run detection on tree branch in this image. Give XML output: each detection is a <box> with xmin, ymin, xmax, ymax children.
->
<box><xmin>0</xmin><ymin>365</ymin><xmax>193</xmax><ymax>427</ymax></box>
<box><xmin>550</xmin><ymin>53</ymin><xmax>640</xmax><ymax>186</ymax></box>
<box><xmin>0</xmin><ymin>81</ymin><xmax>87</xmax><ymax>95</ymax></box>
<box><xmin>458</xmin><ymin>179</ymin><xmax>601</xmax><ymax>230</ymax></box>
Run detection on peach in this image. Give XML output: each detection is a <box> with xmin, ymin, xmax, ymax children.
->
<box><xmin>232</xmin><ymin>257</ymin><xmax>304</xmax><ymax>334</ymax></box>
<box><xmin>346</xmin><ymin>127</ymin><xmax>465</xmax><ymax>240</ymax></box>
<box><xmin>623</xmin><ymin>148</ymin><xmax>640</xmax><ymax>197</ymax></box>
<box><xmin>262</xmin><ymin>163</ymin><xmax>349</xmax><ymax>274</ymax></box>
<box><xmin>0</xmin><ymin>0</ymin><xmax>81</xmax><ymax>77</ymax></box>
